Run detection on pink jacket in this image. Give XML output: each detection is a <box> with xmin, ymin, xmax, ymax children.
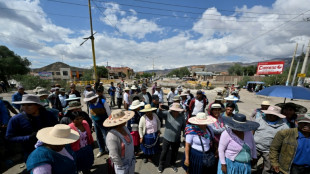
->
<box><xmin>218</xmin><ymin>129</ymin><xmax>257</xmax><ymax>164</ymax></box>
<box><xmin>69</xmin><ymin>120</ymin><xmax>94</xmax><ymax>151</ymax></box>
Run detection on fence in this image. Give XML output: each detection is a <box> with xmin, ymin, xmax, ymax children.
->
<box><xmin>72</xmin><ymin>79</ymin><xmax>116</xmax><ymax>86</ymax></box>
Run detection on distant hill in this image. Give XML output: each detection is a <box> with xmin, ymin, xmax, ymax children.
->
<box><xmin>144</xmin><ymin>57</ymin><xmax>293</xmax><ymax>75</ymax></box>
<box><xmin>32</xmin><ymin>62</ymin><xmax>87</xmax><ymax>73</ymax></box>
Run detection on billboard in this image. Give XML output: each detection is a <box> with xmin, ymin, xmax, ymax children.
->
<box><xmin>38</xmin><ymin>72</ymin><xmax>53</xmax><ymax>79</ymax></box>
<box><xmin>256</xmin><ymin>61</ymin><xmax>285</xmax><ymax>75</ymax></box>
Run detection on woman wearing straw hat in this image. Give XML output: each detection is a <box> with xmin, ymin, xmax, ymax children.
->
<box><xmin>183</xmin><ymin>112</ymin><xmax>217</xmax><ymax>174</ymax></box>
<box><xmin>128</xmin><ymin>100</ymin><xmax>145</xmax><ymax>155</ymax></box>
<box><xmin>157</xmin><ymin>103</ymin><xmax>186</xmax><ymax>173</ymax></box>
<box><xmin>224</xmin><ymin>95</ymin><xmax>239</xmax><ymax>114</ymax></box>
<box><xmin>218</xmin><ymin>114</ymin><xmax>259</xmax><ymax>174</ymax></box>
<box><xmin>104</xmin><ymin>109</ymin><xmax>136</xmax><ymax>174</ymax></box>
<box><xmin>138</xmin><ymin>104</ymin><xmax>161</xmax><ymax>163</ymax></box>
<box><xmin>69</xmin><ymin>111</ymin><xmax>94</xmax><ymax>174</ymax></box>
<box><xmin>209</xmin><ymin>103</ymin><xmax>226</xmax><ymax>144</ymax></box>
<box><xmin>6</xmin><ymin>94</ymin><xmax>58</xmax><ymax>161</ymax></box>
<box><xmin>26</xmin><ymin>124</ymin><xmax>80</xmax><ymax>174</ymax></box>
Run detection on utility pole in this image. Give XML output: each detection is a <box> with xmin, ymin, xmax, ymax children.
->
<box><xmin>286</xmin><ymin>43</ymin><xmax>298</xmax><ymax>86</ymax></box>
<box><xmin>291</xmin><ymin>44</ymin><xmax>304</xmax><ymax>86</ymax></box>
<box><xmin>297</xmin><ymin>40</ymin><xmax>310</xmax><ymax>86</ymax></box>
<box><xmin>153</xmin><ymin>57</ymin><xmax>154</xmax><ymax>77</ymax></box>
<box><xmin>107</xmin><ymin>61</ymin><xmax>109</xmax><ymax>79</ymax></box>
<box><xmin>88</xmin><ymin>0</ymin><xmax>98</xmax><ymax>82</ymax></box>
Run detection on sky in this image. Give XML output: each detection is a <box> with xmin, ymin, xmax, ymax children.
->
<box><xmin>1</xmin><ymin>0</ymin><xmax>310</xmax><ymax>71</ymax></box>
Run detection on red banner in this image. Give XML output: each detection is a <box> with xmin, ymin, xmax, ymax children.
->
<box><xmin>256</xmin><ymin>61</ymin><xmax>285</xmax><ymax>75</ymax></box>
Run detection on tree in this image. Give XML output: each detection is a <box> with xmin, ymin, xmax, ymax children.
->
<box><xmin>80</xmin><ymin>69</ymin><xmax>93</xmax><ymax>81</ymax></box>
<box><xmin>97</xmin><ymin>66</ymin><xmax>108</xmax><ymax>78</ymax></box>
<box><xmin>141</xmin><ymin>72</ymin><xmax>153</xmax><ymax>78</ymax></box>
<box><xmin>0</xmin><ymin>45</ymin><xmax>31</xmax><ymax>82</ymax></box>
<box><xmin>167</xmin><ymin>67</ymin><xmax>190</xmax><ymax>78</ymax></box>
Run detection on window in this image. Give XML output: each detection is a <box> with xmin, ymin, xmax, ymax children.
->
<box><xmin>52</xmin><ymin>72</ymin><xmax>55</xmax><ymax>75</ymax></box>
<box><xmin>63</xmin><ymin>71</ymin><xmax>68</xmax><ymax>76</ymax></box>
<box><xmin>56</xmin><ymin>72</ymin><xmax>61</xmax><ymax>75</ymax></box>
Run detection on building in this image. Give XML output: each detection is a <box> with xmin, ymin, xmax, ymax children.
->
<box><xmin>106</xmin><ymin>66</ymin><xmax>134</xmax><ymax>79</ymax></box>
<box><xmin>32</xmin><ymin>62</ymin><xmax>86</xmax><ymax>80</ymax></box>
<box><xmin>189</xmin><ymin>65</ymin><xmax>207</xmax><ymax>77</ymax></box>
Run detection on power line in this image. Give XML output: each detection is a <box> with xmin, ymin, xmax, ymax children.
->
<box><xmin>133</xmin><ymin>0</ymin><xmax>305</xmax><ymax>15</ymax></box>
<box><xmin>45</xmin><ymin>0</ymin><xmax>306</xmax><ymax>23</ymax></box>
<box><xmin>232</xmin><ymin>9</ymin><xmax>310</xmax><ymax>51</ymax></box>
<box><xmin>92</xmin><ymin>0</ymin><xmax>295</xmax><ymax>20</ymax></box>
<box><xmin>2</xmin><ymin>5</ymin><xmax>308</xmax><ymax>32</ymax></box>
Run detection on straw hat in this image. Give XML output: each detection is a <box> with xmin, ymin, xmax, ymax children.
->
<box><xmin>276</xmin><ymin>102</ymin><xmax>307</xmax><ymax>114</ymax></box>
<box><xmin>223</xmin><ymin>114</ymin><xmax>260</xmax><ymax>131</ymax></box>
<box><xmin>131</xmin><ymin>86</ymin><xmax>137</xmax><ymax>90</ymax></box>
<box><xmin>224</xmin><ymin>95</ymin><xmax>238</xmax><ymax>101</ymax></box>
<box><xmin>211</xmin><ymin>103</ymin><xmax>222</xmax><ymax>109</ymax></box>
<box><xmin>215</xmin><ymin>96</ymin><xmax>223</xmax><ymax>101</ymax></box>
<box><xmin>67</xmin><ymin>101</ymin><xmax>82</xmax><ymax>111</ymax></box>
<box><xmin>261</xmin><ymin>101</ymin><xmax>270</xmax><ymax>106</ymax></box>
<box><xmin>37</xmin><ymin>89</ymin><xmax>49</xmax><ymax>97</ymax></box>
<box><xmin>173</xmin><ymin>95</ymin><xmax>181</xmax><ymax>101</ymax></box>
<box><xmin>124</xmin><ymin>87</ymin><xmax>130</xmax><ymax>91</ymax></box>
<box><xmin>188</xmin><ymin>112</ymin><xmax>217</xmax><ymax>125</ymax></box>
<box><xmin>296</xmin><ymin>113</ymin><xmax>310</xmax><ymax>123</ymax></box>
<box><xmin>129</xmin><ymin>100</ymin><xmax>145</xmax><ymax>110</ymax></box>
<box><xmin>12</xmin><ymin>94</ymin><xmax>44</xmax><ymax>106</ymax></box>
<box><xmin>103</xmin><ymin>110</ymin><xmax>135</xmax><ymax>127</ymax></box>
<box><xmin>83</xmin><ymin>91</ymin><xmax>98</xmax><ymax>102</ymax></box>
<box><xmin>59</xmin><ymin>88</ymin><xmax>66</xmax><ymax>93</ymax></box>
<box><xmin>169</xmin><ymin>103</ymin><xmax>184</xmax><ymax>112</ymax></box>
<box><xmin>33</xmin><ymin>86</ymin><xmax>43</xmax><ymax>93</ymax></box>
<box><xmin>140</xmin><ymin>104</ymin><xmax>157</xmax><ymax>112</ymax></box>
<box><xmin>179</xmin><ymin>92</ymin><xmax>188</xmax><ymax>97</ymax></box>
<box><xmin>262</xmin><ymin>106</ymin><xmax>286</xmax><ymax>118</ymax></box>
<box><xmin>36</xmin><ymin>124</ymin><xmax>80</xmax><ymax>145</ymax></box>
<box><xmin>65</xmin><ymin>94</ymin><xmax>81</xmax><ymax>101</ymax></box>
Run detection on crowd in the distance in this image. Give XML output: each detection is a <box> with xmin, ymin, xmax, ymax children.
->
<box><xmin>0</xmin><ymin>81</ymin><xmax>309</xmax><ymax>174</ymax></box>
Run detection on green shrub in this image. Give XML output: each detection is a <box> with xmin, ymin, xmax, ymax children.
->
<box><xmin>13</xmin><ymin>74</ymin><xmax>52</xmax><ymax>90</ymax></box>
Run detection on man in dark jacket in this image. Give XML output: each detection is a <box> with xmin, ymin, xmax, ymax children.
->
<box><xmin>67</xmin><ymin>83</ymin><xmax>81</xmax><ymax>97</ymax></box>
<box><xmin>140</xmin><ymin>86</ymin><xmax>152</xmax><ymax>104</ymax></box>
<box><xmin>6</xmin><ymin>94</ymin><xmax>58</xmax><ymax>161</ymax></box>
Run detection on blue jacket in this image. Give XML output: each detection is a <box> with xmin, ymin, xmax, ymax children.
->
<box><xmin>12</xmin><ymin>92</ymin><xmax>26</xmax><ymax>110</ymax></box>
<box><xmin>6</xmin><ymin>108</ymin><xmax>58</xmax><ymax>155</ymax></box>
<box><xmin>0</xmin><ymin>99</ymin><xmax>9</xmax><ymax>125</ymax></box>
<box><xmin>108</xmin><ymin>86</ymin><xmax>116</xmax><ymax>96</ymax></box>
<box><xmin>27</xmin><ymin>145</ymin><xmax>77</xmax><ymax>174</ymax></box>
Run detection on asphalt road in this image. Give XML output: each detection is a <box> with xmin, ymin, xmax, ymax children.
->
<box><xmin>2</xmin><ymin>86</ymin><xmax>310</xmax><ymax>174</ymax></box>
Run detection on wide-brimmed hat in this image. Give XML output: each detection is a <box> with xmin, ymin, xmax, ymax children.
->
<box><xmin>83</xmin><ymin>91</ymin><xmax>98</xmax><ymax>102</ymax></box>
<box><xmin>169</xmin><ymin>103</ymin><xmax>184</xmax><ymax>112</ymax></box>
<box><xmin>188</xmin><ymin>112</ymin><xmax>217</xmax><ymax>125</ymax></box>
<box><xmin>141</xmin><ymin>86</ymin><xmax>148</xmax><ymax>90</ymax></box>
<box><xmin>103</xmin><ymin>110</ymin><xmax>135</xmax><ymax>127</ymax></box>
<box><xmin>211</xmin><ymin>103</ymin><xmax>222</xmax><ymax>109</ymax></box>
<box><xmin>65</xmin><ymin>94</ymin><xmax>81</xmax><ymax>101</ymax></box>
<box><xmin>261</xmin><ymin>101</ymin><xmax>270</xmax><ymax>106</ymax></box>
<box><xmin>223</xmin><ymin>114</ymin><xmax>260</xmax><ymax>131</ymax></box>
<box><xmin>131</xmin><ymin>86</ymin><xmax>137</xmax><ymax>90</ymax></box>
<box><xmin>215</xmin><ymin>96</ymin><xmax>223</xmax><ymax>101</ymax></box>
<box><xmin>178</xmin><ymin>88</ymin><xmax>183</xmax><ymax>92</ymax></box>
<box><xmin>224</xmin><ymin>95</ymin><xmax>238</xmax><ymax>101</ymax></box>
<box><xmin>262</xmin><ymin>106</ymin><xmax>286</xmax><ymax>118</ymax></box>
<box><xmin>85</xmin><ymin>85</ymin><xmax>92</xmax><ymax>88</ymax></box>
<box><xmin>67</xmin><ymin>101</ymin><xmax>82</xmax><ymax>110</ymax></box>
<box><xmin>129</xmin><ymin>100</ymin><xmax>145</xmax><ymax>110</ymax></box>
<box><xmin>59</xmin><ymin>88</ymin><xmax>66</xmax><ymax>93</ymax></box>
<box><xmin>180</xmin><ymin>92</ymin><xmax>188</xmax><ymax>97</ymax></box>
<box><xmin>12</xmin><ymin>94</ymin><xmax>44</xmax><ymax>106</ymax></box>
<box><xmin>124</xmin><ymin>87</ymin><xmax>130</xmax><ymax>91</ymax></box>
<box><xmin>140</xmin><ymin>104</ymin><xmax>157</xmax><ymax>112</ymax></box>
<box><xmin>155</xmin><ymin>85</ymin><xmax>161</xmax><ymax>89</ymax></box>
<box><xmin>36</xmin><ymin>124</ymin><xmax>80</xmax><ymax>145</ymax></box>
<box><xmin>37</xmin><ymin>89</ymin><xmax>49</xmax><ymax>97</ymax></box>
<box><xmin>296</xmin><ymin>113</ymin><xmax>310</xmax><ymax>123</ymax></box>
<box><xmin>275</xmin><ymin>102</ymin><xmax>307</xmax><ymax>114</ymax></box>
<box><xmin>173</xmin><ymin>95</ymin><xmax>181</xmax><ymax>101</ymax></box>
<box><xmin>33</xmin><ymin>86</ymin><xmax>43</xmax><ymax>93</ymax></box>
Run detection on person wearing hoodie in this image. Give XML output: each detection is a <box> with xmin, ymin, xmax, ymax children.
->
<box><xmin>254</xmin><ymin>106</ymin><xmax>289</xmax><ymax>174</ymax></box>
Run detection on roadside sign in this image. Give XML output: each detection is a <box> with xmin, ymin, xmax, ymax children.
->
<box><xmin>297</xmin><ymin>73</ymin><xmax>306</xmax><ymax>78</ymax></box>
<box><xmin>256</xmin><ymin>61</ymin><xmax>285</xmax><ymax>75</ymax></box>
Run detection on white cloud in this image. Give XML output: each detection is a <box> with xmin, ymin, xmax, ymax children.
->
<box><xmin>99</xmin><ymin>2</ymin><xmax>163</xmax><ymax>39</ymax></box>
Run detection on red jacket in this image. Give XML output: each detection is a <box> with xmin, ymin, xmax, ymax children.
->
<box><xmin>69</xmin><ymin>120</ymin><xmax>94</xmax><ymax>151</ymax></box>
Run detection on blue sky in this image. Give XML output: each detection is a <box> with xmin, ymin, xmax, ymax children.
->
<box><xmin>1</xmin><ymin>0</ymin><xmax>310</xmax><ymax>71</ymax></box>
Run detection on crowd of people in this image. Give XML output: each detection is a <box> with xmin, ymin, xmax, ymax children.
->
<box><xmin>0</xmin><ymin>81</ymin><xmax>309</xmax><ymax>174</ymax></box>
